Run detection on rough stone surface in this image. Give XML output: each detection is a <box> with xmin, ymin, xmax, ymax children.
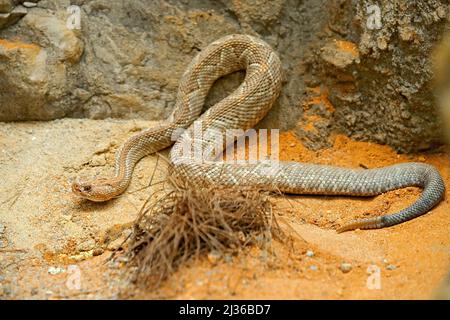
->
<box><xmin>0</xmin><ymin>1</ymin><xmax>14</xmax><ymax>13</ymax></box>
<box><xmin>0</xmin><ymin>0</ymin><xmax>324</xmax><ymax>131</ymax></box>
<box><xmin>22</xmin><ymin>2</ymin><xmax>37</xmax><ymax>8</ymax></box>
<box><xmin>0</xmin><ymin>4</ymin><xmax>26</xmax><ymax>29</ymax></box>
<box><xmin>340</xmin><ymin>262</ymin><xmax>352</xmax><ymax>273</ymax></box>
<box><xmin>0</xmin><ymin>0</ymin><xmax>448</xmax><ymax>151</ymax></box>
<box><xmin>303</xmin><ymin>0</ymin><xmax>448</xmax><ymax>152</ymax></box>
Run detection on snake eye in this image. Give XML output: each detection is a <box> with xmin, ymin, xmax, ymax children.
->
<box><xmin>83</xmin><ymin>185</ymin><xmax>92</xmax><ymax>192</ymax></box>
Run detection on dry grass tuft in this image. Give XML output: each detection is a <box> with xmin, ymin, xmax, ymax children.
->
<box><xmin>122</xmin><ymin>159</ymin><xmax>284</xmax><ymax>288</ymax></box>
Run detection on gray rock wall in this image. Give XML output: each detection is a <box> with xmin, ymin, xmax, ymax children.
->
<box><xmin>1</xmin><ymin>0</ymin><xmax>322</xmax><ymax>127</ymax></box>
<box><xmin>0</xmin><ymin>0</ymin><xmax>448</xmax><ymax>152</ymax></box>
<box><xmin>297</xmin><ymin>0</ymin><xmax>448</xmax><ymax>152</ymax></box>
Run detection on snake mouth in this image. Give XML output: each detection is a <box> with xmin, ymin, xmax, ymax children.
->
<box><xmin>71</xmin><ymin>182</ymin><xmax>93</xmax><ymax>199</ymax></box>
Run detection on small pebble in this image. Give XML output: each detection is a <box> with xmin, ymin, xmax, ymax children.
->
<box><xmin>48</xmin><ymin>266</ymin><xmax>65</xmax><ymax>275</ymax></box>
<box><xmin>207</xmin><ymin>250</ymin><xmax>221</xmax><ymax>265</ymax></box>
<box><xmin>90</xmin><ymin>154</ymin><xmax>107</xmax><ymax>166</ymax></box>
<box><xmin>309</xmin><ymin>265</ymin><xmax>318</xmax><ymax>271</ymax></box>
<box><xmin>23</xmin><ymin>1</ymin><xmax>37</xmax><ymax>7</ymax></box>
<box><xmin>94</xmin><ymin>142</ymin><xmax>111</xmax><ymax>154</ymax></box>
<box><xmin>290</xmin><ymin>143</ymin><xmax>295</xmax><ymax>147</ymax></box>
<box><xmin>386</xmin><ymin>264</ymin><xmax>397</xmax><ymax>271</ymax></box>
<box><xmin>92</xmin><ymin>248</ymin><xmax>104</xmax><ymax>256</ymax></box>
<box><xmin>437</xmin><ymin>6</ymin><xmax>447</xmax><ymax>18</ymax></box>
<box><xmin>306</xmin><ymin>250</ymin><xmax>314</xmax><ymax>257</ymax></box>
<box><xmin>377</xmin><ymin>37</ymin><xmax>388</xmax><ymax>50</ymax></box>
<box><xmin>340</xmin><ymin>262</ymin><xmax>352</xmax><ymax>273</ymax></box>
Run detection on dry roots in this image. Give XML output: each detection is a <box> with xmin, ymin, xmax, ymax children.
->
<box><xmin>123</xmin><ymin>161</ymin><xmax>284</xmax><ymax>287</ymax></box>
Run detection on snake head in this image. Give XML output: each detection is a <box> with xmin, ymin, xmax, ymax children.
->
<box><xmin>71</xmin><ymin>179</ymin><xmax>116</xmax><ymax>202</ymax></box>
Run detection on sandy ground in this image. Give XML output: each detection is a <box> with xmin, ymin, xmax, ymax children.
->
<box><xmin>0</xmin><ymin>119</ymin><xmax>449</xmax><ymax>299</ymax></box>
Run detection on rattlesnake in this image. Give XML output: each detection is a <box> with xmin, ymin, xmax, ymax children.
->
<box><xmin>72</xmin><ymin>34</ymin><xmax>445</xmax><ymax>232</ymax></box>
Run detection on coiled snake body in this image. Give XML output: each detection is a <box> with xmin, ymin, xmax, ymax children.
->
<box><xmin>72</xmin><ymin>34</ymin><xmax>445</xmax><ymax>232</ymax></box>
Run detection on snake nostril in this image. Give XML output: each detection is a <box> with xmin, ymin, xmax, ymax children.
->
<box><xmin>71</xmin><ymin>183</ymin><xmax>80</xmax><ymax>193</ymax></box>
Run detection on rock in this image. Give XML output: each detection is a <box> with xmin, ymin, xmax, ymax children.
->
<box><xmin>306</xmin><ymin>250</ymin><xmax>314</xmax><ymax>257</ymax></box>
<box><xmin>0</xmin><ymin>0</ymin><xmax>298</xmax><ymax>130</ymax></box>
<box><xmin>386</xmin><ymin>264</ymin><xmax>397</xmax><ymax>271</ymax></box>
<box><xmin>340</xmin><ymin>262</ymin><xmax>352</xmax><ymax>273</ymax></box>
<box><xmin>0</xmin><ymin>224</ymin><xmax>5</xmax><ymax>235</ymax></box>
<box><xmin>0</xmin><ymin>0</ymin><xmax>13</xmax><ymax>13</ymax></box>
<box><xmin>207</xmin><ymin>250</ymin><xmax>221</xmax><ymax>265</ymax></box>
<box><xmin>376</xmin><ymin>37</ymin><xmax>388</xmax><ymax>50</ymax></box>
<box><xmin>22</xmin><ymin>1</ymin><xmax>37</xmax><ymax>8</ymax></box>
<box><xmin>320</xmin><ymin>0</ymin><xmax>448</xmax><ymax>152</ymax></box>
<box><xmin>92</xmin><ymin>248</ymin><xmax>104</xmax><ymax>256</ymax></box>
<box><xmin>73</xmin><ymin>88</ymin><xmax>92</xmax><ymax>102</ymax></box>
<box><xmin>0</xmin><ymin>4</ymin><xmax>26</xmax><ymax>29</ymax></box>
<box><xmin>309</xmin><ymin>265</ymin><xmax>318</xmax><ymax>271</ymax></box>
<box><xmin>47</xmin><ymin>266</ymin><xmax>66</xmax><ymax>275</ymax></box>
<box><xmin>0</xmin><ymin>8</ymin><xmax>85</xmax><ymax>121</ymax></box>
<box><xmin>23</xmin><ymin>11</ymin><xmax>84</xmax><ymax>64</ymax></box>
<box><xmin>90</xmin><ymin>153</ymin><xmax>107</xmax><ymax>166</ymax></box>
<box><xmin>0</xmin><ymin>39</ymin><xmax>55</xmax><ymax>120</ymax></box>
<box><xmin>321</xmin><ymin>40</ymin><xmax>360</xmax><ymax>69</ymax></box>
